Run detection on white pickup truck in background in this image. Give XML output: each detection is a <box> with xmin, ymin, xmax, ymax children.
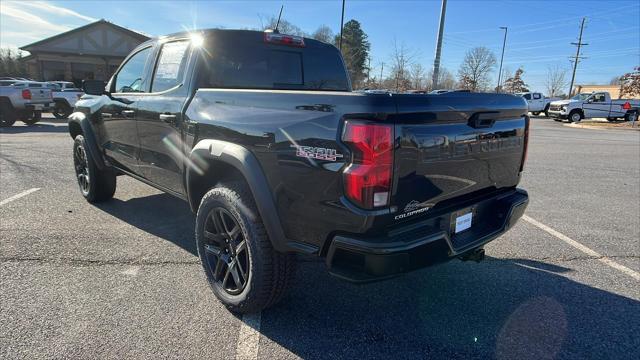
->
<box><xmin>548</xmin><ymin>92</ymin><xmax>639</xmax><ymax>123</ymax></box>
<box><xmin>0</xmin><ymin>81</ymin><xmax>53</xmax><ymax>127</ymax></box>
<box><xmin>47</xmin><ymin>81</ymin><xmax>84</xmax><ymax>119</ymax></box>
<box><xmin>516</xmin><ymin>92</ymin><xmax>562</xmax><ymax>117</ymax></box>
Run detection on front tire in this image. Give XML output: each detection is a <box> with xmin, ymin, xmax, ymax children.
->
<box><xmin>531</xmin><ymin>111</ymin><xmax>540</xmax><ymax>116</ymax></box>
<box><xmin>73</xmin><ymin>135</ymin><xmax>116</xmax><ymax>202</ymax></box>
<box><xmin>568</xmin><ymin>110</ymin><xmax>582</xmax><ymax>123</ymax></box>
<box><xmin>196</xmin><ymin>182</ymin><xmax>295</xmax><ymax>313</ymax></box>
<box><xmin>543</xmin><ymin>105</ymin><xmax>550</xmax><ymax>117</ymax></box>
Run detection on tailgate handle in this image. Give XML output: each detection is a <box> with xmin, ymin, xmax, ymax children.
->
<box><xmin>468</xmin><ymin>112</ymin><xmax>498</xmax><ymax>128</ymax></box>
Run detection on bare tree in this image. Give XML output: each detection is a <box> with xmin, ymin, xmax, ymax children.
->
<box><xmin>457</xmin><ymin>47</ymin><xmax>497</xmax><ymax>92</ymax></box>
<box><xmin>311</xmin><ymin>25</ymin><xmax>334</xmax><ymax>44</ymax></box>
<box><xmin>410</xmin><ymin>63</ymin><xmax>426</xmax><ymax>90</ymax></box>
<box><xmin>544</xmin><ymin>65</ymin><xmax>568</xmax><ymax>97</ymax></box>
<box><xmin>426</xmin><ymin>67</ymin><xmax>456</xmax><ymax>91</ymax></box>
<box><xmin>389</xmin><ymin>39</ymin><xmax>415</xmax><ymax>92</ymax></box>
<box><xmin>260</xmin><ymin>16</ymin><xmax>306</xmax><ymax>36</ymax></box>
<box><xmin>495</xmin><ymin>66</ymin><xmax>512</xmax><ymax>92</ymax></box>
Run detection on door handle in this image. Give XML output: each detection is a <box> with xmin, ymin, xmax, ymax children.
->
<box><xmin>122</xmin><ymin>109</ymin><xmax>135</xmax><ymax>117</ymax></box>
<box><xmin>159</xmin><ymin>114</ymin><xmax>177</xmax><ymax>123</ymax></box>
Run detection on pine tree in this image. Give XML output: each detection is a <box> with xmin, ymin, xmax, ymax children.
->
<box><xmin>503</xmin><ymin>68</ymin><xmax>529</xmax><ymax>93</ymax></box>
<box><xmin>335</xmin><ymin>20</ymin><xmax>370</xmax><ymax>89</ymax></box>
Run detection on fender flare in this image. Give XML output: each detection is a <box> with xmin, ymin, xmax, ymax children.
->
<box><xmin>53</xmin><ymin>98</ymin><xmax>72</xmax><ymax>108</ymax></box>
<box><xmin>186</xmin><ymin>139</ymin><xmax>294</xmax><ymax>253</ymax></box>
<box><xmin>68</xmin><ymin>114</ymin><xmax>106</xmax><ymax>171</ymax></box>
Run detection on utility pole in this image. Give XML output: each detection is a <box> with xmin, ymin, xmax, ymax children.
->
<box><xmin>496</xmin><ymin>26</ymin><xmax>508</xmax><ymax>93</ymax></box>
<box><xmin>339</xmin><ymin>0</ymin><xmax>345</xmax><ymax>51</ymax></box>
<box><xmin>568</xmin><ymin>17</ymin><xmax>588</xmax><ymax>97</ymax></box>
<box><xmin>380</xmin><ymin>62</ymin><xmax>384</xmax><ymax>86</ymax></box>
<box><xmin>431</xmin><ymin>0</ymin><xmax>447</xmax><ymax>89</ymax></box>
<box><xmin>367</xmin><ymin>57</ymin><xmax>371</xmax><ymax>83</ymax></box>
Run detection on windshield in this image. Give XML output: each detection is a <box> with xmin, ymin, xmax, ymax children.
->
<box><xmin>571</xmin><ymin>93</ymin><xmax>591</xmax><ymax>100</ymax></box>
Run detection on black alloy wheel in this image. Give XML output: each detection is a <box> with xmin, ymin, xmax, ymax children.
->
<box><xmin>202</xmin><ymin>207</ymin><xmax>250</xmax><ymax>295</ymax></box>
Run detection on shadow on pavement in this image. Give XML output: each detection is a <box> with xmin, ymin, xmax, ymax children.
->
<box><xmin>259</xmin><ymin>257</ymin><xmax>640</xmax><ymax>359</ymax></box>
<box><xmin>89</xmin><ymin>192</ymin><xmax>639</xmax><ymax>359</ymax></box>
<box><xmin>95</xmin><ymin>193</ymin><xmax>197</xmax><ymax>255</ymax></box>
<box><xmin>0</xmin><ymin>122</ymin><xmax>68</xmax><ymax>134</ymax></box>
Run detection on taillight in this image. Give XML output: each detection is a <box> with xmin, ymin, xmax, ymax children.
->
<box><xmin>342</xmin><ymin>121</ymin><xmax>394</xmax><ymax>209</ymax></box>
<box><xmin>21</xmin><ymin>89</ymin><xmax>31</xmax><ymax>100</ymax></box>
<box><xmin>264</xmin><ymin>31</ymin><xmax>305</xmax><ymax>47</ymax></box>
<box><xmin>520</xmin><ymin>115</ymin><xmax>530</xmax><ymax>172</ymax></box>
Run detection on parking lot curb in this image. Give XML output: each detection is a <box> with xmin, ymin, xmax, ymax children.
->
<box><xmin>562</xmin><ymin>123</ymin><xmax>640</xmax><ymax>131</ymax></box>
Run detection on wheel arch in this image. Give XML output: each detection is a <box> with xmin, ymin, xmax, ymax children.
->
<box><xmin>186</xmin><ymin>139</ymin><xmax>293</xmax><ymax>253</ymax></box>
<box><xmin>53</xmin><ymin>98</ymin><xmax>71</xmax><ymax>107</ymax></box>
<box><xmin>67</xmin><ymin>113</ymin><xmax>106</xmax><ymax>170</ymax></box>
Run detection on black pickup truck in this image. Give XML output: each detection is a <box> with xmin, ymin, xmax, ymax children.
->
<box><xmin>71</xmin><ymin>29</ymin><xmax>529</xmax><ymax>313</ymax></box>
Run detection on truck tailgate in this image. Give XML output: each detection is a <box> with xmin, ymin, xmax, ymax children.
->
<box><xmin>392</xmin><ymin>93</ymin><xmax>528</xmax><ymax>219</ymax></box>
<box><xmin>28</xmin><ymin>87</ymin><xmax>52</xmax><ymax>104</ymax></box>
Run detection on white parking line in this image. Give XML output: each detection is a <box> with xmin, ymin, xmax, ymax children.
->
<box><xmin>0</xmin><ymin>188</ymin><xmax>41</xmax><ymax>206</ymax></box>
<box><xmin>523</xmin><ymin>215</ymin><xmax>640</xmax><ymax>281</ymax></box>
<box><xmin>236</xmin><ymin>312</ymin><xmax>262</xmax><ymax>360</ymax></box>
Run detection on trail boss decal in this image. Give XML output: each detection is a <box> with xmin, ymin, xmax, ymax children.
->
<box><xmin>291</xmin><ymin>145</ymin><xmax>344</xmax><ymax>161</ymax></box>
<box><xmin>395</xmin><ymin>200</ymin><xmax>432</xmax><ymax>220</ymax></box>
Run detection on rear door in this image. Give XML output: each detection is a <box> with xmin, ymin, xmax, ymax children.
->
<box><xmin>531</xmin><ymin>92</ymin><xmax>544</xmax><ymax>111</ymax></box>
<box><xmin>100</xmin><ymin>46</ymin><xmax>153</xmax><ymax>174</ymax></box>
<box><xmin>136</xmin><ymin>39</ymin><xmax>193</xmax><ymax>195</ymax></box>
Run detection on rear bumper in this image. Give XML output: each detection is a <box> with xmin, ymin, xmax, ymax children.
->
<box><xmin>24</xmin><ymin>103</ymin><xmax>52</xmax><ymax>111</ymax></box>
<box><xmin>325</xmin><ymin>188</ymin><xmax>528</xmax><ymax>282</ymax></box>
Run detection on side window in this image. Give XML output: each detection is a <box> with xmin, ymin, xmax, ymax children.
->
<box><xmin>533</xmin><ymin>93</ymin><xmax>541</xmax><ymax>99</ymax></box>
<box><xmin>114</xmin><ymin>47</ymin><xmax>151</xmax><ymax>93</ymax></box>
<box><xmin>594</xmin><ymin>93</ymin><xmax>605</xmax><ymax>102</ymax></box>
<box><xmin>151</xmin><ymin>40</ymin><xmax>190</xmax><ymax>93</ymax></box>
<box><xmin>523</xmin><ymin>93</ymin><xmax>532</xmax><ymax>100</ymax></box>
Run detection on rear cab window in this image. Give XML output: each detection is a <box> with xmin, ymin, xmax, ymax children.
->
<box><xmin>151</xmin><ymin>40</ymin><xmax>191</xmax><ymax>93</ymax></box>
<box><xmin>198</xmin><ymin>31</ymin><xmax>349</xmax><ymax>91</ymax></box>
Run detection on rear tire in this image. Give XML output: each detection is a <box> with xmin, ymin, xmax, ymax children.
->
<box><xmin>53</xmin><ymin>102</ymin><xmax>72</xmax><ymax>119</ymax></box>
<box><xmin>625</xmin><ymin>111</ymin><xmax>638</xmax><ymax>123</ymax></box>
<box><xmin>22</xmin><ymin>110</ymin><xmax>42</xmax><ymax>126</ymax></box>
<box><xmin>196</xmin><ymin>182</ymin><xmax>295</xmax><ymax>313</ymax></box>
<box><xmin>73</xmin><ymin>135</ymin><xmax>116</xmax><ymax>203</ymax></box>
<box><xmin>0</xmin><ymin>101</ymin><xmax>17</xmax><ymax>127</ymax></box>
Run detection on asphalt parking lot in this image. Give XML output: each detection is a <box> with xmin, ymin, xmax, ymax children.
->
<box><xmin>1</xmin><ymin>115</ymin><xmax>639</xmax><ymax>359</ymax></box>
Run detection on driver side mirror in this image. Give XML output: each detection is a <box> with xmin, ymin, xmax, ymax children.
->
<box><xmin>587</xmin><ymin>99</ymin><xmax>593</xmax><ymax>103</ymax></box>
<box><xmin>82</xmin><ymin>80</ymin><xmax>106</xmax><ymax>96</ymax></box>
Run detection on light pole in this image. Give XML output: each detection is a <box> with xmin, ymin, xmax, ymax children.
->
<box><xmin>496</xmin><ymin>26</ymin><xmax>508</xmax><ymax>93</ymax></box>
<box><xmin>431</xmin><ymin>0</ymin><xmax>447</xmax><ymax>89</ymax></box>
<box><xmin>339</xmin><ymin>0</ymin><xmax>345</xmax><ymax>51</ymax></box>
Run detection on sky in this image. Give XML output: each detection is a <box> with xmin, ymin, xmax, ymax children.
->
<box><xmin>1</xmin><ymin>0</ymin><xmax>639</xmax><ymax>93</ymax></box>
